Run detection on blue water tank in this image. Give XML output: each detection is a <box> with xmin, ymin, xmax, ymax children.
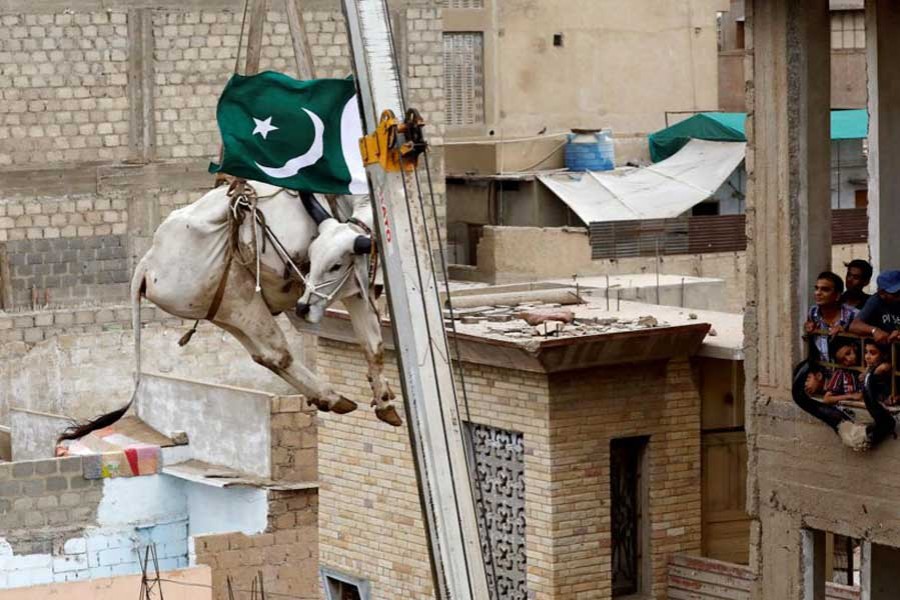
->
<box><xmin>565</xmin><ymin>128</ymin><xmax>615</xmax><ymax>172</ymax></box>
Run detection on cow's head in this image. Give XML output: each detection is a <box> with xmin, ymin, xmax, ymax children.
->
<box><xmin>296</xmin><ymin>217</ymin><xmax>372</xmax><ymax>324</ymax></box>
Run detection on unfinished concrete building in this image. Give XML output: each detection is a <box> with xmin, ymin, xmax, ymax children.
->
<box><xmin>743</xmin><ymin>0</ymin><xmax>900</xmax><ymax>598</ymax></box>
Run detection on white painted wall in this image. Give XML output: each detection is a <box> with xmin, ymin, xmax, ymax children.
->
<box><xmin>97</xmin><ymin>476</ymin><xmax>188</xmax><ymax>527</ymax></box>
<box><xmin>185</xmin><ymin>482</ymin><xmax>269</xmax><ymax>537</ymax></box>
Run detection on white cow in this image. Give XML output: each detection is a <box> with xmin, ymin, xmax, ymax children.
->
<box><xmin>60</xmin><ymin>180</ymin><xmax>401</xmax><ymax>443</ymax></box>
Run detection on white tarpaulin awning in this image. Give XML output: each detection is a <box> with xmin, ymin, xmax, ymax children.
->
<box><xmin>537</xmin><ymin>139</ymin><xmax>746</xmax><ymax>224</ymax></box>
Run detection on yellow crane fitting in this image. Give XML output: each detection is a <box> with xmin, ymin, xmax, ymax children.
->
<box><xmin>359</xmin><ymin>108</ymin><xmax>427</xmax><ymax>172</ymax></box>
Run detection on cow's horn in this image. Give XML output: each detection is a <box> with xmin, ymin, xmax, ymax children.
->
<box><xmin>353</xmin><ymin>236</ymin><xmax>372</xmax><ymax>255</ymax></box>
<box><xmin>300</xmin><ymin>192</ymin><xmax>331</xmax><ymax>225</ymax></box>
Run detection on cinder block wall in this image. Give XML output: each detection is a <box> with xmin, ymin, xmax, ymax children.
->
<box><xmin>314</xmin><ymin>336</ymin><xmax>703</xmax><ymax>600</ymax></box>
<box><xmin>270</xmin><ymin>397</ymin><xmax>317</xmax><ymax>483</ymax></box>
<box><xmin>0</xmin><ymin>0</ymin><xmax>445</xmax><ymax>312</ymax></box>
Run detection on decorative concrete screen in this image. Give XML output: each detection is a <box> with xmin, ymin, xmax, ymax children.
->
<box><xmin>466</xmin><ymin>422</ymin><xmax>526</xmax><ymax>599</ymax></box>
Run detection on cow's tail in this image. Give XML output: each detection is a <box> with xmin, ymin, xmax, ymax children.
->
<box><xmin>57</xmin><ymin>263</ymin><xmax>146</xmax><ymax>445</ymax></box>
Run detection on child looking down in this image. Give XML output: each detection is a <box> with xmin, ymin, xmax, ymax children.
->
<box><xmin>824</xmin><ymin>338</ymin><xmax>862</xmax><ymax>405</ymax></box>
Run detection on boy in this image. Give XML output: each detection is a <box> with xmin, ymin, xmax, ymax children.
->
<box><xmin>842</xmin><ymin>259</ymin><xmax>873</xmax><ymax>309</ymax></box>
<box><xmin>850</xmin><ymin>269</ymin><xmax>900</xmax><ymax>343</ymax></box>
<box><xmin>803</xmin><ymin>362</ymin><xmax>828</xmax><ymax>397</ymax></box>
<box><xmin>804</xmin><ymin>271</ymin><xmax>858</xmax><ymax>363</ymax></box>
<box><xmin>823</xmin><ymin>338</ymin><xmax>861</xmax><ymax>405</ymax></box>
<box><xmin>861</xmin><ymin>338</ymin><xmax>895</xmax><ymax>405</ymax></box>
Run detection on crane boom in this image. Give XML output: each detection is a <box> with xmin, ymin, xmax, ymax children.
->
<box><xmin>340</xmin><ymin>0</ymin><xmax>490</xmax><ymax>598</ymax></box>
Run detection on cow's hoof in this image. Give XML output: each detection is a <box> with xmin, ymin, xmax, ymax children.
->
<box><xmin>331</xmin><ymin>397</ymin><xmax>358</xmax><ymax>415</ymax></box>
<box><xmin>306</xmin><ymin>397</ymin><xmax>332</xmax><ymax>413</ymax></box>
<box><xmin>375</xmin><ymin>405</ymin><xmax>403</xmax><ymax>427</ymax></box>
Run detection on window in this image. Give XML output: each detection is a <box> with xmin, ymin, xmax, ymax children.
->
<box><xmin>321</xmin><ymin>568</ymin><xmax>369</xmax><ymax>600</ymax></box>
<box><xmin>611</xmin><ymin>436</ymin><xmax>648</xmax><ymax>597</ymax></box>
<box><xmin>831</xmin><ymin>10</ymin><xmax>865</xmax><ymax>50</ymax></box>
<box><xmin>443</xmin><ymin>32</ymin><xmax>485</xmax><ymax>126</ymax></box>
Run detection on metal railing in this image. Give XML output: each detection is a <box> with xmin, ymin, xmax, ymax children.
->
<box><xmin>807</xmin><ymin>329</ymin><xmax>900</xmax><ymax>413</ymax></box>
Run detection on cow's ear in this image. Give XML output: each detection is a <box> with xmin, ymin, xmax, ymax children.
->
<box><xmin>353</xmin><ymin>255</ymin><xmax>370</xmax><ymax>304</ymax></box>
<box><xmin>353</xmin><ymin>236</ymin><xmax>372</xmax><ymax>255</ymax></box>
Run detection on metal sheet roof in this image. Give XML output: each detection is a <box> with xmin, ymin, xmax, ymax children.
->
<box><xmin>537</xmin><ymin>139</ymin><xmax>746</xmax><ymax>224</ymax></box>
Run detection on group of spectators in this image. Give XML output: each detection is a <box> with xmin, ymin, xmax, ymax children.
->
<box><xmin>803</xmin><ymin>259</ymin><xmax>900</xmax><ymax>406</ymax></box>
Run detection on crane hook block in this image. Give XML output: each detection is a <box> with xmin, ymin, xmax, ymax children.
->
<box><xmin>359</xmin><ymin>109</ymin><xmax>428</xmax><ymax>172</ymax></box>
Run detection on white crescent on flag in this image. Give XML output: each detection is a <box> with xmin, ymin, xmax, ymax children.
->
<box><xmin>255</xmin><ymin>108</ymin><xmax>325</xmax><ymax>178</ymax></box>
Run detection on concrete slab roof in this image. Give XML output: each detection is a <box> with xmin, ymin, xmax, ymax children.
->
<box><xmin>435</xmin><ymin>278</ymin><xmax>743</xmax><ymax>360</ymax></box>
<box><xmin>447</xmin><ymin>299</ymin><xmax>742</xmax><ymax>362</ymax></box>
<box><xmin>313</xmin><ymin>288</ymin><xmax>743</xmax><ymax>373</ymax></box>
<box><xmin>163</xmin><ymin>459</ymin><xmax>318</xmax><ymax>491</ymax></box>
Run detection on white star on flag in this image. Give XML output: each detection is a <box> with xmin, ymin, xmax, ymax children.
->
<box><xmin>252</xmin><ymin>116</ymin><xmax>278</xmax><ymax>140</ymax></box>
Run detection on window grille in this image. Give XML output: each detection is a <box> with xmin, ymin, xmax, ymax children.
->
<box><xmin>611</xmin><ymin>436</ymin><xmax>648</xmax><ymax>597</ymax></box>
<box><xmin>465</xmin><ymin>422</ymin><xmax>526</xmax><ymax>599</ymax></box>
<box><xmin>443</xmin><ymin>32</ymin><xmax>485</xmax><ymax>126</ymax></box>
<box><xmin>440</xmin><ymin>0</ymin><xmax>485</xmax><ymax>7</ymax></box>
<box><xmin>321</xmin><ymin>568</ymin><xmax>369</xmax><ymax>600</ymax></box>
<box><xmin>831</xmin><ymin>10</ymin><xmax>865</xmax><ymax>50</ymax></box>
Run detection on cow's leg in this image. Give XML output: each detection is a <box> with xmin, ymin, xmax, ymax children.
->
<box><xmin>212</xmin><ymin>264</ymin><xmax>356</xmax><ymax>414</ymax></box>
<box><xmin>342</xmin><ymin>293</ymin><xmax>402</xmax><ymax>426</ymax></box>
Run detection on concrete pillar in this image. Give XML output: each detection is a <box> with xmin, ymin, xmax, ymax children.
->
<box><xmin>746</xmin><ymin>2</ymin><xmax>830</xmax><ymax>599</ymax></box>
<box><xmin>802</xmin><ymin>529</ymin><xmax>827</xmax><ymax>600</ymax></box>
<box><xmin>757</xmin><ymin>508</ymin><xmax>804</xmax><ymax>600</ymax></box>
<box><xmin>867</xmin><ymin>542</ymin><xmax>900</xmax><ymax>600</ymax></box>
<box><xmin>866</xmin><ymin>0</ymin><xmax>900</xmax><ymax>274</ymax></box>
<box><xmin>746</xmin><ymin>0</ymin><xmax>830</xmax><ymax>390</ymax></box>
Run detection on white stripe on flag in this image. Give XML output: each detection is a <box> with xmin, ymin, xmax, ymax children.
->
<box><xmin>342</xmin><ymin>96</ymin><xmax>368</xmax><ymax>194</ymax></box>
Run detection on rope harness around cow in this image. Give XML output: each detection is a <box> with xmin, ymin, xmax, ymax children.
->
<box><xmin>178</xmin><ymin>179</ymin><xmax>375</xmax><ymax>346</ymax></box>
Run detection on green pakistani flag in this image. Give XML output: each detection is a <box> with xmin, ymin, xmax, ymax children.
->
<box><xmin>210</xmin><ymin>71</ymin><xmax>368</xmax><ymax>195</ymax></box>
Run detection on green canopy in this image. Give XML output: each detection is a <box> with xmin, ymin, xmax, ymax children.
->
<box><xmin>648</xmin><ymin>109</ymin><xmax>868</xmax><ymax>162</ymax></box>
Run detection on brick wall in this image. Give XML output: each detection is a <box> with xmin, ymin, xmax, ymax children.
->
<box><xmin>270</xmin><ymin>397</ymin><xmax>317</xmax><ymax>483</ymax></box>
<box><xmin>193</xmin><ymin>489</ymin><xmax>318</xmax><ymax>600</ymax></box>
<box><xmin>404</xmin><ymin>5</ymin><xmax>447</xmax><ymax>252</ymax></box>
<box><xmin>315</xmin><ymin>335</ymin><xmax>706</xmax><ymax>600</ymax></box>
<box><xmin>547</xmin><ymin>359</ymin><xmax>702</xmax><ymax>598</ymax></box>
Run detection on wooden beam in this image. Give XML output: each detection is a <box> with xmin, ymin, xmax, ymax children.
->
<box><xmin>285</xmin><ymin>0</ymin><xmax>315</xmax><ymax>79</ymax></box>
<box><xmin>243</xmin><ymin>0</ymin><xmax>268</xmax><ymax>75</ymax></box>
<box><xmin>127</xmin><ymin>8</ymin><xmax>156</xmax><ymax>163</ymax></box>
